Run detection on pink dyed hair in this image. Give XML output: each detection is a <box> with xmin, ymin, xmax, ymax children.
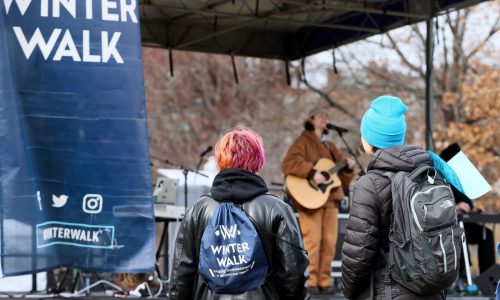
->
<box><xmin>215</xmin><ymin>128</ymin><xmax>266</xmax><ymax>173</ymax></box>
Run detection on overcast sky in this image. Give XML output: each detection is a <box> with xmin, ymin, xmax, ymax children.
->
<box><xmin>305</xmin><ymin>1</ymin><xmax>500</xmax><ymax>87</ymax></box>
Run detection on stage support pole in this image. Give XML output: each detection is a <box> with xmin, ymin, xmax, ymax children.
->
<box><xmin>425</xmin><ymin>2</ymin><xmax>435</xmax><ymax>151</ymax></box>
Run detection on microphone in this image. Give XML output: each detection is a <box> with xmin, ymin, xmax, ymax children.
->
<box><xmin>200</xmin><ymin>146</ymin><xmax>213</xmax><ymax>157</ymax></box>
<box><xmin>326</xmin><ymin>123</ymin><xmax>348</xmax><ymax>133</ymax></box>
<box><xmin>196</xmin><ymin>146</ymin><xmax>213</xmax><ymax>171</ymax></box>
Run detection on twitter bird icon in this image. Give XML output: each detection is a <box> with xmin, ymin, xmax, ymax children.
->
<box><xmin>52</xmin><ymin>194</ymin><xmax>68</xmax><ymax>208</ymax></box>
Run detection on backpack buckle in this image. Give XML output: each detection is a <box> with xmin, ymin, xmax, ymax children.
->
<box><xmin>427</xmin><ymin>169</ymin><xmax>436</xmax><ymax>184</ymax></box>
<box><xmin>383</xmin><ymin>271</ymin><xmax>391</xmax><ymax>285</ymax></box>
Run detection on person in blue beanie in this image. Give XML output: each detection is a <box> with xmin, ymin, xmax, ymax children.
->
<box><xmin>341</xmin><ymin>96</ymin><xmax>445</xmax><ymax>299</ymax></box>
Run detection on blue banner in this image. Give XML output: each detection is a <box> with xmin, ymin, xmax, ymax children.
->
<box><xmin>0</xmin><ymin>0</ymin><xmax>155</xmax><ymax>275</ymax></box>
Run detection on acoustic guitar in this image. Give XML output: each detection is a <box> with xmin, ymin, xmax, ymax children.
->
<box><xmin>285</xmin><ymin>158</ymin><xmax>347</xmax><ymax>209</ymax></box>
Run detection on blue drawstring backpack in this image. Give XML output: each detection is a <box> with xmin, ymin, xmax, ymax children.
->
<box><xmin>198</xmin><ymin>202</ymin><xmax>268</xmax><ymax>294</ymax></box>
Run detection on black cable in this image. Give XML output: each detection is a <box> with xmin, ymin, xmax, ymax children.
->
<box><xmin>332</xmin><ymin>48</ymin><xmax>338</xmax><ymax>74</ymax></box>
<box><xmin>231</xmin><ymin>53</ymin><xmax>239</xmax><ymax>84</ymax></box>
<box><xmin>301</xmin><ymin>58</ymin><xmax>307</xmax><ymax>83</ymax></box>
<box><xmin>168</xmin><ymin>47</ymin><xmax>174</xmax><ymax>77</ymax></box>
<box><xmin>435</xmin><ymin>18</ymin><xmax>440</xmax><ymax>45</ymax></box>
<box><xmin>285</xmin><ymin>60</ymin><xmax>291</xmax><ymax>86</ymax></box>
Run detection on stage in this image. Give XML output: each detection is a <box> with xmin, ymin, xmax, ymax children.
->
<box><xmin>310</xmin><ymin>298</ymin><xmax>494</xmax><ymax>300</ymax></box>
<box><xmin>0</xmin><ymin>294</ymin><xmax>495</xmax><ymax>300</ymax></box>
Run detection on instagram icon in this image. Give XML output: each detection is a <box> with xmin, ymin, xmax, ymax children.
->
<box><xmin>83</xmin><ymin>194</ymin><xmax>103</xmax><ymax>214</ymax></box>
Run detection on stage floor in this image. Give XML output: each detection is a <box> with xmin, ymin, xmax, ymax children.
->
<box><xmin>0</xmin><ymin>294</ymin><xmax>495</xmax><ymax>299</ymax></box>
<box><xmin>309</xmin><ymin>297</ymin><xmax>494</xmax><ymax>300</ymax></box>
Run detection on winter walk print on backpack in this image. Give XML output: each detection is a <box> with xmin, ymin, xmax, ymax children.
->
<box><xmin>199</xmin><ymin>202</ymin><xmax>268</xmax><ymax>294</ymax></box>
<box><xmin>374</xmin><ymin>165</ymin><xmax>463</xmax><ymax>296</ymax></box>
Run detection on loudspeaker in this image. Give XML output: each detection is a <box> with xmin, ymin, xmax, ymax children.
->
<box><xmin>331</xmin><ymin>214</ymin><xmax>349</xmax><ymax>278</ymax></box>
<box><xmin>473</xmin><ymin>264</ymin><xmax>500</xmax><ymax>296</ymax></box>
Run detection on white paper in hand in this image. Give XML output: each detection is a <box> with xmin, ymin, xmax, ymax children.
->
<box><xmin>447</xmin><ymin>151</ymin><xmax>492</xmax><ymax>199</ymax></box>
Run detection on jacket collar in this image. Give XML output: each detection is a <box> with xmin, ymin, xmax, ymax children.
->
<box><xmin>301</xmin><ymin>130</ymin><xmax>331</xmax><ymax>158</ymax></box>
<box><xmin>367</xmin><ymin>145</ymin><xmax>432</xmax><ymax>172</ymax></box>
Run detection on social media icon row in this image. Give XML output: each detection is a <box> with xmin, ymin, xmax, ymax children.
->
<box><xmin>37</xmin><ymin>192</ymin><xmax>103</xmax><ymax>214</ymax></box>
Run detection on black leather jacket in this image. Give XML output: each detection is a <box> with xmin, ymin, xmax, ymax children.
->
<box><xmin>169</xmin><ymin>168</ymin><xmax>309</xmax><ymax>300</ymax></box>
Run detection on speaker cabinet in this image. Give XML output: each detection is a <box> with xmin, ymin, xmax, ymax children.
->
<box><xmin>473</xmin><ymin>264</ymin><xmax>500</xmax><ymax>296</ymax></box>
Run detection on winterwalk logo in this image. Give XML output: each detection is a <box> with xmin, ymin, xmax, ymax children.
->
<box><xmin>36</xmin><ymin>221</ymin><xmax>115</xmax><ymax>249</ymax></box>
<box><xmin>215</xmin><ymin>224</ymin><xmax>241</xmax><ymax>240</ymax></box>
<box><xmin>3</xmin><ymin>0</ymin><xmax>139</xmax><ymax>64</ymax></box>
<box><xmin>209</xmin><ymin>224</ymin><xmax>252</xmax><ymax>269</ymax></box>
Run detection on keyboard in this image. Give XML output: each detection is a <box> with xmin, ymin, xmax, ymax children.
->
<box><xmin>460</xmin><ymin>213</ymin><xmax>500</xmax><ymax>224</ymax></box>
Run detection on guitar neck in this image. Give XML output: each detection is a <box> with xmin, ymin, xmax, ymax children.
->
<box><xmin>328</xmin><ymin>160</ymin><xmax>347</xmax><ymax>174</ymax></box>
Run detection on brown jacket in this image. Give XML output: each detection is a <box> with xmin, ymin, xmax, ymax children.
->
<box><xmin>281</xmin><ymin>130</ymin><xmax>354</xmax><ymax>208</ymax></box>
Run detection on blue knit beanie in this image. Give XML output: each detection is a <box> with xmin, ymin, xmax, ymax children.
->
<box><xmin>360</xmin><ymin>96</ymin><xmax>408</xmax><ymax>148</ymax></box>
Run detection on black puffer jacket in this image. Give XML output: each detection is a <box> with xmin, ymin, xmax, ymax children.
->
<box><xmin>341</xmin><ymin>145</ymin><xmax>442</xmax><ymax>299</ymax></box>
<box><xmin>169</xmin><ymin>168</ymin><xmax>309</xmax><ymax>300</ymax></box>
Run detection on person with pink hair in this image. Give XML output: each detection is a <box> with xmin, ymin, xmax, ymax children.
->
<box><xmin>170</xmin><ymin>128</ymin><xmax>309</xmax><ymax>299</ymax></box>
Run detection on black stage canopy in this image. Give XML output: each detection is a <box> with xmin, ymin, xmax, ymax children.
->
<box><xmin>138</xmin><ymin>0</ymin><xmax>488</xmax><ymax>150</ymax></box>
<box><xmin>139</xmin><ymin>0</ymin><xmax>486</xmax><ymax>60</ymax></box>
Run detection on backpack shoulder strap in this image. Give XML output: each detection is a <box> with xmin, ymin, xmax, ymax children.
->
<box><xmin>408</xmin><ymin>164</ymin><xmax>435</xmax><ymax>181</ymax></box>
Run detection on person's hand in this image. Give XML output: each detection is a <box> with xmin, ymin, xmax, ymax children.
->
<box><xmin>346</xmin><ymin>156</ymin><xmax>356</xmax><ymax>170</ymax></box>
<box><xmin>313</xmin><ymin>172</ymin><xmax>327</xmax><ymax>185</ymax></box>
<box><xmin>471</xmin><ymin>207</ymin><xmax>483</xmax><ymax>213</ymax></box>
<box><xmin>456</xmin><ymin>202</ymin><xmax>471</xmax><ymax>213</ymax></box>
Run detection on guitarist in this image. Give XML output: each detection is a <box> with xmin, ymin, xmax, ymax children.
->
<box><xmin>281</xmin><ymin>107</ymin><xmax>355</xmax><ymax>295</ymax></box>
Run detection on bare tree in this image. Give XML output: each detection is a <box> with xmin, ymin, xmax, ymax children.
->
<box><xmin>143</xmin><ymin>49</ymin><xmax>320</xmax><ymax>183</ymax></box>
<box><xmin>337</xmin><ymin>2</ymin><xmax>500</xmax><ymax>126</ymax></box>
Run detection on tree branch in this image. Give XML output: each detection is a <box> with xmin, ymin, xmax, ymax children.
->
<box><xmin>341</xmin><ymin>48</ymin><xmax>422</xmax><ymax>96</ymax></box>
<box><xmin>295</xmin><ymin>63</ymin><xmax>359</xmax><ymax>121</ymax></box>
<box><xmin>337</xmin><ymin>49</ymin><xmax>373</xmax><ymax>87</ymax></box>
<box><xmin>385</xmin><ymin>31</ymin><xmax>425</xmax><ymax>79</ymax></box>
<box><xmin>302</xmin><ymin>79</ymin><xmax>359</xmax><ymax>122</ymax></box>
<box><xmin>412</xmin><ymin>24</ymin><xmax>426</xmax><ymax>46</ymax></box>
<box><xmin>441</xmin><ymin>24</ymin><xmax>449</xmax><ymax>93</ymax></box>
<box><xmin>465</xmin><ymin>13</ymin><xmax>500</xmax><ymax>60</ymax></box>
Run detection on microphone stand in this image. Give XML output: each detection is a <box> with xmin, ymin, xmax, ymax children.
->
<box><xmin>334</xmin><ymin>130</ymin><xmax>366</xmax><ymax>175</ymax></box>
<box><xmin>165</xmin><ymin>160</ymin><xmax>208</xmax><ymax>212</ymax></box>
<box><xmin>196</xmin><ymin>147</ymin><xmax>213</xmax><ymax>171</ymax></box>
<box><xmin>195</xmin><ymin>158</ymin><xmax>204</xmax><ymax>172</ymax></box>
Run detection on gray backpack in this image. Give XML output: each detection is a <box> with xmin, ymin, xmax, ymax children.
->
<box><xmin>375</xmin><ymin>165</ymin><xmax>463</xmax><ymax>297</ymax></box>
